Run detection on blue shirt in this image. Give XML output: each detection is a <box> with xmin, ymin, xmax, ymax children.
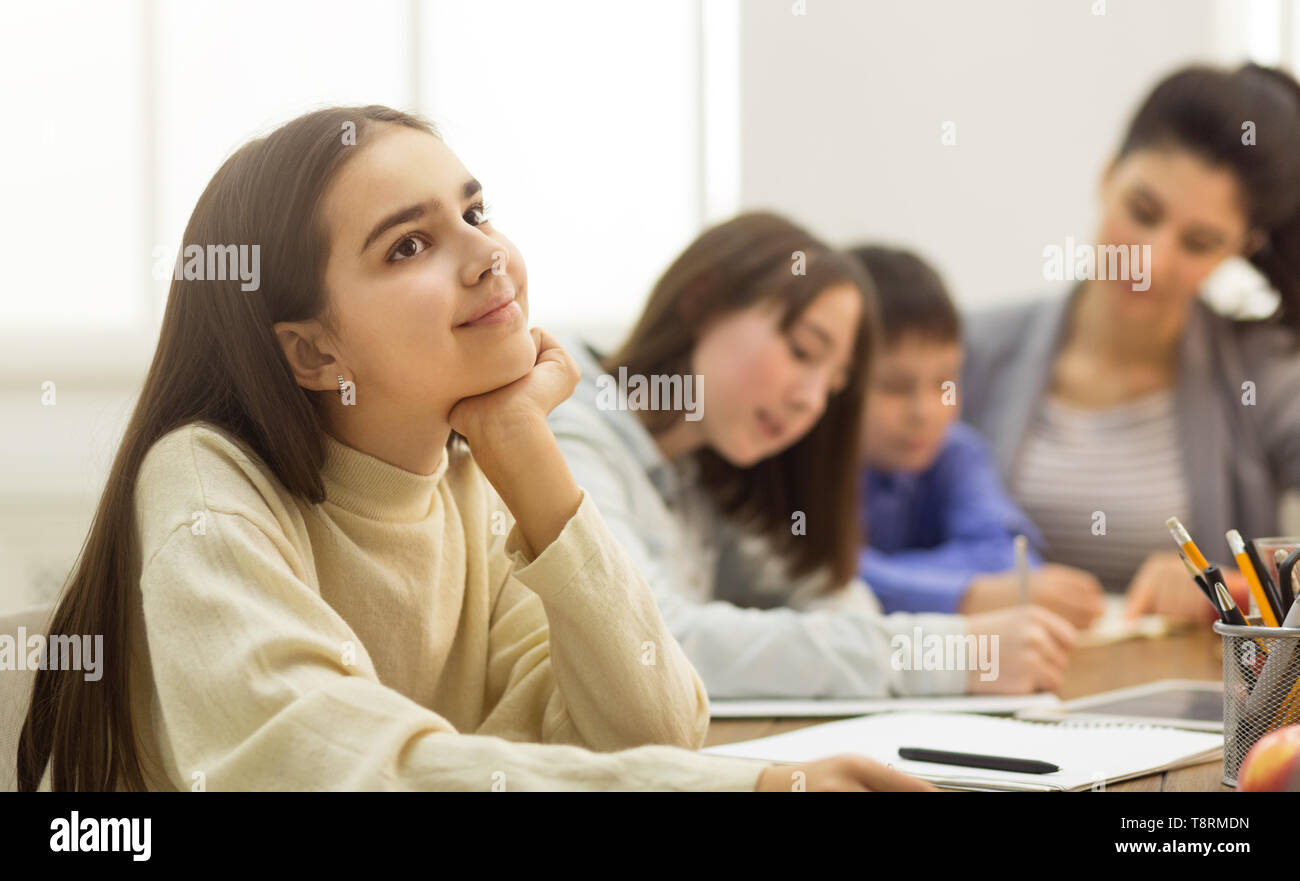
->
<box><xmin>859</xmin><ymin>421</ymin><xmax>1044</xmax><ymax>614</ymax></box>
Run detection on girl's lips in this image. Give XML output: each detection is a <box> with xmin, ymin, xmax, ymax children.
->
<box><xmin>459</xmin><ymin>299</ymin><xmax>522</xmax><ymax>328</ymax></box>
<box><xmin>756</xmin><ymin>409</ymin><xmax>785</xmax><ymax>440</ymax></box>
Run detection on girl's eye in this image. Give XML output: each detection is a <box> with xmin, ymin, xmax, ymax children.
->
<box><xmin>388</xmin><ymin>234</ymin><xmax>429</xmax><ymax>263</ymax></box>
<box><xmin>1128</xmin><ymin>199</ymin><xmax>1159</xmax><ymax>226</ymax></box>
<box><xmin>788</xmin><ymin>338</ymin><xmax>813</xmax><ymax>361</ymax></box>
<box><xmin>465</xmin><ymin>202</ymin><xmax>490</xmax><ymax>226</ymax></box>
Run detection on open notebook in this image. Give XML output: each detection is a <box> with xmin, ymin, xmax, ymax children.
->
<box><xmin>703</xmin><ymin>711</ymin><xmax>1223</xmax><ymax>791</ymax></box>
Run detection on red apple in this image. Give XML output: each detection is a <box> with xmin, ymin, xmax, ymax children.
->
<box><xmin>1237</xmin><ymin>724</ymin><xmax>1300</xmax><ymax>792</ymax></box>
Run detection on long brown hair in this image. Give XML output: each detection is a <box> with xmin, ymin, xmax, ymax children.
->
<box><xmin>1117</xmin><ymin>63</ymin><xmax>1300</xmax><ymax>334</ymax></box>
<box><xmin>604</xmin><ymin>212</ymin><xmax>878</xmax><ymax>590</ymax></box>
<box><xmin>17</xmin><ymin>105</ymin><xmax>437</xmax><ymax>791</ymax></box>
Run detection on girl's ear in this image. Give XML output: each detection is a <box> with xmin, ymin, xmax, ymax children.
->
<box><xmin>273</xmin><ymin>319</ymin><xmax>341</xmax><ymax>391</ymax></box>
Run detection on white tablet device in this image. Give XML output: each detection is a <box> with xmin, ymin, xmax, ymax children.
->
<box><xmin>1013</xmin><ymin>679</ymin><xmax>1223</xmax><ymax>733</ymax></box>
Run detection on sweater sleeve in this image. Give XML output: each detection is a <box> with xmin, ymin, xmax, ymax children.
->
<box><xmin>474</xmin><ymin>490</ymin><xmax>719</xmax><ymax>753</ymax></box>
<box><xmin>551</xmin><ymin>433</ymin><xmax>971</xmax><ymax>700</ymax></box>
<box><xmin>137</xmin><ymin>506</ymin><xmax>764</xmax><ymax>791</ymax></box>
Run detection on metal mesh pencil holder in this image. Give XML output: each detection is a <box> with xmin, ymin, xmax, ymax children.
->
<box><xmin>1214</xmin><ymin>621</ymin><xmax>1300</xmax><ymax>788</ymax></box>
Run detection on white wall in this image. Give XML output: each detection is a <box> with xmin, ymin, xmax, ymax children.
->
<box><xmin>2</xmin><ymin>0</ymin><xmax>1290</xmax><ymax>614</ymax></box>
<box><xmin>736</xmin><ymin>0</ymin><xmax>1221</xmax><ymax>308</ymax></box>
<box><xmin>0</xmin><ymin>0</ymin><xmax>704</xmax><ymax>613</ymax></box>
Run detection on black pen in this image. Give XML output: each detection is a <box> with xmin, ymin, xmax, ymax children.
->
<box><xmin>898</xmin><ymin>747</ymin><xmax>1059</xmax><ymax>775</ymax></box>
<box><xmin>1202</xmin><ymin>564</ymin><xmax>1231</xmax><ymax>612</ymax></box>
<box><xmin>1179</xmin><ymin>553</ymin><xmax>1220</xmax><ymax>613</ymax></box>
<box><xmin>1211</xmin><ymin>578</ymin><xmax>1249</xmax><ymax>627</ymax></box>
<box><xmin>1208</xmin><ymin>569</ymin><xmax>1267</xmax><ymax>691</ymax></box>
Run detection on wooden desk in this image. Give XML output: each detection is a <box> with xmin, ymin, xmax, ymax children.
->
<box><xmin>704</xmin><ymin>627</ymin><xmax>1233</xmax><ymax>791</ymax></box>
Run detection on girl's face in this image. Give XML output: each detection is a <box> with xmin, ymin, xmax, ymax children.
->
<box><xmin>313</xmin><ymin>125</ymin><xmax>536</xmax><ymax>421</ymax></box>
<box><xmin>690</xmin><ymin>283</ymin><xmax>861</xmax><ymax>467</ymax></box>
<box><xmin>1094</xmin><ymin>147</ymin><xmax>1255</xmax><ymax>321</ymax></box>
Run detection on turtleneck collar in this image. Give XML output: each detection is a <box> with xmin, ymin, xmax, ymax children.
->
<box><xmin>320</xmin><ymin>432</ymin><xmax>450</xmax><ymax>522</ymax></box>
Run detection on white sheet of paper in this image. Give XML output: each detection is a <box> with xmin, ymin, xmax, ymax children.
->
<box><xmin>709</xmin><ymin>692</ymin><xmax>1061</xmax><ymax>718</ymax></box>
<box><xmin>1078</xmin><ymin>595</ymin><xmax>1175</xmax><ymax>647</ymax></box>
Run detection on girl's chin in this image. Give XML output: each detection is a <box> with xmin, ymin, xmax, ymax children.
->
<box><xmin>718</xmin><ymin>436</ymin><xmax>775</xmax><ymax>469</ymax></box>
<box><xmin>467</xmin><ymin>331</ymin><xmax>537</xmax><ymax>395</ymax></box>
<box><xmin>727</xmin><ymin>451</ymin><xmax>765</xmax><ymax>469</ymax></box>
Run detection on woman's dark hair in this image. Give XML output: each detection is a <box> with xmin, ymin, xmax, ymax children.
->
<box><xmin>1117</xmin><ymin>62</ymin><xmax>1300</xmax><ymax>332</ymax></box>
<box><xmin>17</xmin><ymin>105</ymin><xmax>438</xmax><ymax>791</ymax></box>
<box><xmin>848</xmin><ymin>245</ymin><xmax>959</xmax><ymax>347</ymax></box>
<box><xmin>605</xmin><ymin>212</ymin><xmax>878</xmax><ymax>590</ymax></box>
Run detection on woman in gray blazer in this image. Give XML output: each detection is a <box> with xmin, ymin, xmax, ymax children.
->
<box><xmin>963</xmin><ymin>62</ymin><xmax>1300</xmax><ymax>620</ymax></box>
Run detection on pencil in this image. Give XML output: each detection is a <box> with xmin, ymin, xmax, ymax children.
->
<box><xmin>1014</xmin><ymin>534</ymin><xmax>1029</xmax><ymax>605</ymax></box>
<box><xmin>1274</xmin><ymin>588</ymin><xmax>1300</xmax><ymax>722</ymax></box>
<box><xmin>1275</xmin><ymin>548</ymin><xmax>1299</xmax><ymax>610</ymax></box>
<box><xmin>1264</xmin><ymin>597</ymin><xmax>1300</xmax><ymax>727</ymax></box>
<box><xmin>1245</xmin><ymin>538</ymin><xmax>1286</xmax><ymax>624</ymax></box>
<box><xmin>1167</xmin><ymin>516</ymin><xmax>1209</xmax><ymax>570</ymax></box>
<box><xmin>1227</xmin><ymin>530</ymin><xmax>1280</xmax><ymax>626</ymax></box>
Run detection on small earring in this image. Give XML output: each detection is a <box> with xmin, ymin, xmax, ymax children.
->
<box><xmin>337</xmin><ymin>375</ymin><xmax>347</xmax><ymax>401</ymax></box>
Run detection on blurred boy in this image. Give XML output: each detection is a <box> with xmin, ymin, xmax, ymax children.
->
<box><xmin>850</xmin><ymin>245</ymin><xmax>1104</xmax><ymax>628</ymax></box>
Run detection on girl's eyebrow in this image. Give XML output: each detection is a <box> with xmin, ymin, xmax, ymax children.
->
<box><xmin>359</xmin><ymin>178</ymin><xmax>482</xmax><ymax>255</ymax></box>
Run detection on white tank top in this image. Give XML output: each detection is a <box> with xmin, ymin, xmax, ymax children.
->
<box><xmin>1010</xmin><ymin>389</ymin><xmax>1192</xmax><ymax>593</ymax></box>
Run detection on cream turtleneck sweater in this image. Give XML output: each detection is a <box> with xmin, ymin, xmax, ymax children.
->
<box><xmin>39</xmin><ymin>422</ymin><xmax>767</xmax><ymax>791</ymax></box>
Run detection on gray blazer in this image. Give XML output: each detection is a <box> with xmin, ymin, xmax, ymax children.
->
<box><xmin>961</xmin><ymin>288</ymin><xmax>1300</xmax><ymax>561</ymax></box>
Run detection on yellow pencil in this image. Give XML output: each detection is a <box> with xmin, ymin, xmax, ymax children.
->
<box><xmin>1227</xmin><ymin>529</ymin><xmax>1280</xmax><ymax>627</ymax></box>
<box><xmin>1167</xmin><ymin>516</ymin><xmax>1209</xmax><ymax>570</ymax></box>
<box><xmin>1271</xmin><ymin>677</ymin><xmax>1300</xmax><ymax>727</ymax></box>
